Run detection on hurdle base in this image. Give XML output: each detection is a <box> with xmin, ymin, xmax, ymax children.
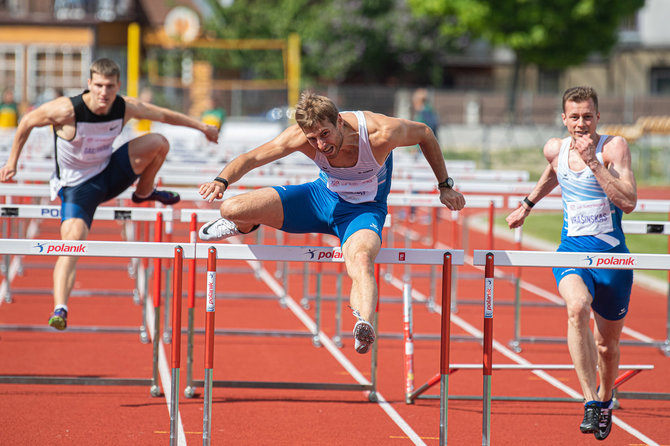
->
<box><xmin>0</xmin><ymin>375</ymin><xmax>154</xmax><ymax>386</ymax></box>
<box><xmin>194</xmin><ymin>379</ymin><xmax>374</xmax><ymax>392</ymax></box>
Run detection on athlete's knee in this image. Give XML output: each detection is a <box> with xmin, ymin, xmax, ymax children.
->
<box><xmin>219</xmin><ymin>196</ymin><xmax>247</xmax><ymax>220</ymax></box>
<box><xmin>596</xmin><ymin>338</ymin><xmax>619</xmax><ymax>362</ymax></box>
<box><xmin>565</xmin><ymin>296</ymin><xmax>591</xmax><ymax>326</ymax></box>
<box><xmin>151</xmin><ymin>134</ymin><xmax>170</xmax><ymax>157</ymax></box>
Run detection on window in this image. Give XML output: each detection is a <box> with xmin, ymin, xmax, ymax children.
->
<box><xmin>0</xmin><ymin>45</ymin><xmax>22</xmax><ymax>101</ymax></box>
<box><xmin>650</xmin><ymin>67</ymin><xmax>670</xmax><ymax>95</ymax></box>
<box><xmin>26</xmin><ymin>45</ymin><xmax>91</xmax><ymax>105</ymax></box>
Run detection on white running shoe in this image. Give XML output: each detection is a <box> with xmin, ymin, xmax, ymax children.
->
<box><xmin>198</xmin><ymin>217</ymin><xmax>241</xmax><ymax>241</ymax></box>
<box><xmin>353</xmin><ymin>320</ymin><xmax>376</xmax><ymax>354</ymax></box>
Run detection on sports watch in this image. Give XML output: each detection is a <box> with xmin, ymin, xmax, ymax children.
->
<box><xmin>438</xmin><ymin>177</ymin><xmax>454</xmax><ymax>189</ymax></box>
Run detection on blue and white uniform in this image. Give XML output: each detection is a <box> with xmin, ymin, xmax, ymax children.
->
<box><xmin>273</xmin><ymin>111</ymin><xmax>392</xmax><ymax>244</ymax></box>
<box><xmin>552</xmin><ymin>135</ymin><xmax>633</xmax><ymax>320</ymax></box>
<box><xmin>53</xmin><ymin>92</ymin><xmax>138</xmax><ymax>227</ymax></box>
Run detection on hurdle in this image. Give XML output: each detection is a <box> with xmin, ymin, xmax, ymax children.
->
<box><xmin>470</xmin><ymin>249</ymin><xmax>668</xmax><ymax>446</ymax></box>
<box><xmin>0</xmin><ymin>238</ymin><xmax>185</xmax><ymax>395</ymax></box>
<box><xmin>191</xmin><ymin>245</ymin><xmax>464</xmax><ymax>443</ymax></box>
<box><xmin>0</xmin><ymin>204</ymin><xmax>172</xmax><ymax>343</ymax></box>
<box><xmin>504</xmin><ymin>196</ymin><xmax>670</xmax><ymax>356</ymax></box>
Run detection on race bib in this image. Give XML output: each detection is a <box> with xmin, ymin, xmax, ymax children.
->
<box><xmin>566</xmin><ymin>198</ymin><xmax>613</xmax><ymax>237</ymax></box>
<box><xmin>327</xmin><ymin>176</ymin><xmax>377</xmax><ymax>204</ymax></box>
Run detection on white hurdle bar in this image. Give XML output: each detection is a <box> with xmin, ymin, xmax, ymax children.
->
<box><xmin>471</xmin><ymin>249</ymin><xmax>669</xmax><ymax>446</ymax></box>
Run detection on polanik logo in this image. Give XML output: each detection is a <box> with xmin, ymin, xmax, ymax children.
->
<box><xmin>33</xmin><ymin>242</ymin><xmax>87</xmax><ymax>254</ymax></box>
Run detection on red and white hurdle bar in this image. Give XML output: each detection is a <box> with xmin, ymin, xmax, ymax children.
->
<box><xmin>0</xmin><ymin>238</ymin><xmax>464</xmax><ymax>443</ymax></box>
<box><xmin>471</xmin><ymin>249</ymin><xmax>668</xmax><ymax>446</ymax></box>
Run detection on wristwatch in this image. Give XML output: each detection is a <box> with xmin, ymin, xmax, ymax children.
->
<box><xmin>438</xmin><ymin>177</ymin><xmax>454</xmax><ymax>189</ymax></box>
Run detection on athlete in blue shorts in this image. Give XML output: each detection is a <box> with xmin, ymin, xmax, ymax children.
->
<box><xmin>0</xmin><ymin>58</ymin><xmax>220</xmax><ymax>330</ymax></box>
<box><xmin>506</xmin><ymin>86</ymin><xmax>638</xmax><ymax>440</ymax></box>
<box><xmin>198</xmin><ymin>91</ymin><xmax>466</xmax><ymax>354</ymax></box>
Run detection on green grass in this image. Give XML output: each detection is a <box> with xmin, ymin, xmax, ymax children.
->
<box><xmin>495</xmin><ymin>212</ymin><xmax>669</xmax><ymax>281</ymax></box>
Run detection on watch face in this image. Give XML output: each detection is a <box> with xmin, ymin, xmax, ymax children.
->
<box><xmin>446</xmin><ymin>177</ymin><xmax>454</xmax><ymax>188</ymax></box>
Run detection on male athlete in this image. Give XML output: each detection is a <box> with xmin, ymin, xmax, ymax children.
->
<box><xmin>198</xmin><ymin>91</ymin><xmax>465</xmax><ymax>353</ymax></box>
<box><xmin>0</xmin><ymin>58</ymin><xmax>219</xmax><ymax>330</ymax></box>
<box><xmin>506</xmin><ymin>86</ymin><xmax>637</xmax><ymax>440</ymax></box>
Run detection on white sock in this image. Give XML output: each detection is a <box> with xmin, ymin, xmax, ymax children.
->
<box><xmin>54</xmin><ymin>304</ymin><xmax>68</xmax><ymax>313</ymax></box>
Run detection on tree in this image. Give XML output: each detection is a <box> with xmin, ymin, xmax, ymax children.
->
<box><xmin>201</xmin><ymin>0</ymin><xmax>459</xmax><ymax>86</ymax></box>
<box><xmin>408</xmin><ymin>0</ymin><xmax>645</xmax><ymax>120</ymax></box>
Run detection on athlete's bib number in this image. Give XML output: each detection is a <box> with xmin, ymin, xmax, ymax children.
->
<box><xmin>328</xmin><ymin>176</ymin><xmax>377</xmax><ymax>204</ymax></box>
<box><xmin>566</xmin><ymin>198</ymin><xmax>613</xmax><ymax>237</ymax></box>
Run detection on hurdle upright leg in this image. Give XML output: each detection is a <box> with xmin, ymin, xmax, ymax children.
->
<box><xmin>439</xmin><ymin>252</ymin><xmax>453</xmax><ymax>446</ymax></box>
<box><xmin>482</xmin><ymin>253</ymin><xmax>494</xmax><ymax>446</ymax></box>
<box><xmin>169</xmin><ymin>246</ymin><xmax>184</xmax><ymax>446</ymax></box>
<box><xmin>202</xmin><ymin>247</ymin><xmax>217</xmax><ymax>446</ymax></box>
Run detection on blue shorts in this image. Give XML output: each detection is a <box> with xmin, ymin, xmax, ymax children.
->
<box><xmin>552</xmin><ymin>243</ymin><xmax>633</xmax><ymax>321</ymax></box>
<box><xmin>58</xmin><ymin>143</ymin><xmax>139</xmax><ymax>228</ymax></box>
<box><xmin>272</xmin><ymin>180</ymin><xmax>387</xmax><ymax>245</ymax></box>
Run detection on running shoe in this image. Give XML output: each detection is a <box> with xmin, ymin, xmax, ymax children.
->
<box><xmin>353</xmin><ymin>319</ymin><xmax>376</xmax><ymax>354</ymax></box>
<box><xmin>199</xmin><ymin>217</ymin><xmax>241</xmax><ymax>241</ymax></box>
<box><xmin>131</xmin><ymin>189</ymin><xmax>181</xmax><ymax>205</ymax></box>
<box><xmin>48</xmin><ymin>308</ymin><xmax>68</xmax><ymax>331</ymax></box>
<box><xmin>594</xmin><ymin>400</ymin><xmax>613</xmax><ymax>440</ymax></box>
<box><xmin>580</xmin><ymin>401</ymin><xmax>601</xmax><ymax>433</ymax></box>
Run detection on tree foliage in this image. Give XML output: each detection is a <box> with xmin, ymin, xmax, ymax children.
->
<box><xmin>201</xmin><ymin>0</ymin><xmax>458</xmax><ymax>86</ymax></box>
<box><xmin>408</xmin><ymin>0</ymin><xmax>645</xmax><ymax>68</ymax></box>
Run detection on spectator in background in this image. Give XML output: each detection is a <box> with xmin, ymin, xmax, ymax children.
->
<box><xmin>0</xmin><ymin>87</ymin><xmax>19</xmax><ymax>129</ymax></box>
<box><xmin>412</xmin><ymin>88</ymin><xmax>439</xmax><ymax>139</ymax></box>
<box><xmin>201</xmin><ymin>97</ymin><xmax>226</xmax><ymax>132</ymax></box>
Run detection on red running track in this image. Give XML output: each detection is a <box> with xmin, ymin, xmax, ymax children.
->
<box><xmin>1</xmin><ymin>197</ymin><xmax>669</xmax><ymax>445</ymax></box>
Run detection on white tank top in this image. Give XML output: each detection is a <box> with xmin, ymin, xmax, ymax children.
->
<box><xmin>312</xmin><ymin>111</ymin><xmax>392</xmax><ymax>204</ymax></box>
<box><xmin>49</xmin><ymin>92</ymin><xmax>125</xmax><ymax>199</ymax></box>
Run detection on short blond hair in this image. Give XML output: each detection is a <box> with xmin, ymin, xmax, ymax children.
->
<box><xmin>90</xmin><ymin>58</ymin><xmax>120</xmax><ymax>81</ymax></box>
<box><xmin>294</xmin><ymin>91</ymin><xmax>339</xmax><ymax>130</ymax></box>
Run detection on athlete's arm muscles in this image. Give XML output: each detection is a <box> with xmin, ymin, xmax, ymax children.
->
<box><xmin>221</xmin><ymin>125</ymin><xmax>309</xmax><ymax>183</ymax></box>
<box><xmin>123</xmin><ymin>97</ymin><xmax>219</xmax><ymax>143</ymax></box>
<box><xmin>506</xmin><ymin>139</ymin><xmax>561</xmax><ymax>229</ymax></box>
<box><xmin>0</xmin><ymin>97</ymin><xmax>73</xmax><ymax>181</ymax></box>
<box><xmin>199</xmin><ymin>125</ymin><xmax>310</xmax><ymax>202</ymax></box>
<box><xmin>367</xmin><ymin>112</ymin><xmax>447</xmax><ymax>180</ymax></box>
<box><xmin>590</xmin><ymin>136</ymin><xmax>637</xmax><ymax>213</ymax></box>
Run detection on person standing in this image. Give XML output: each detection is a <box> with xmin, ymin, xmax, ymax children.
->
<box><xmin>506</xmin><ymin>86</ymin><xmax>637</xmax><ymax>440</ymax></box>
<box><xmin>0</xmin><ymin>58</ymin><xmax>220</xmax><ymax>330</ymax></box>
<box><xmin>0</xmin><ymin>87</ymin><xmax>19</xmax><ymax>129</ymax></box>
<box><xmin>197</xmin><ymin>91</ymin><xmax>465</xmax><ymax>354</ymax></box>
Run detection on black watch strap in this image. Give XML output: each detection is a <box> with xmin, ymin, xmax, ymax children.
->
<box><xmin>438</xmin><ymin>177</ymin><xmax>454</xmax><ymax>189</ymax></box>
<box><xmin>214</xmin><ymin>177</ymin><xmax>229</xmax><ymax>188</ymax></box>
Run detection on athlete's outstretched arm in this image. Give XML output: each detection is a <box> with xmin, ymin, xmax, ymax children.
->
<box><xmin>373</xmin><ymin>113</ymin><xmax>465</xmax><ymax>211</ymax></box>
<box><xmin>0</xmin><ymin>97</ymin><xmax>73</xmax><ymax>182</ymax></box>
<box><xmin>506</xmin><ymin>138</ymin><xmax>561</xmax><ymax>229</ymax></box>
<box><xmin>124</xmin><ymin>97</ymin><xmax>219</xmax><ymax>144</ymax></box>
<box><xmin>199</xmin><ymin>124</ymin><xmax>310</xmax><ymax>202</ymax></box>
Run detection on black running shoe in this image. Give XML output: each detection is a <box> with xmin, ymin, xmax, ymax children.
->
<box><xmin>594</xmin><ymin>405</ymin><xmax>613</xmax><ymax>440</ymax></box>
<box><xmin>580</xmin><ymin>402</ymin><xmax>601</xmax><ymax>433</ymax></box>
<box><xmin>132</xmin><ymin>189</ymin><xmax>181</xmax><ymax>205</ymax></box>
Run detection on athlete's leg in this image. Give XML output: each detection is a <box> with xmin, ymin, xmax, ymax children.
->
<box><xmin>127</xmin><ymin>133</ymin><xmax>169</xmax><ymax>196</ymax></box>
<box><xmin>53</xmin><ymin>217</ymin><xmax>89</xmax><ymax>308</ymax></box>
<box><xmin>342</xmin><ymin>228</ymin><xmax>381</xmax><ymax>323</ymax></box>
<box><xmin>558</xmin><ymin>274</ymin><xmax>599</xmax><ymax>402</ymax></box>
<box><xmin>593</xmin><ymin>313</ymin><xmax>625</xmax><ymax>402</ymax></box>
<box><xmin>218</xmin><ymin>187</ymin><xmax>285</xmax><ymax>233</ymax></box>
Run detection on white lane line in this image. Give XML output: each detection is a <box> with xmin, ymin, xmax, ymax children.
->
<box><xmin>250</xmin><ymin>262</ymin><xmax>427</xmax><ymax>446</ymax></box>
<box><xmin>389</xmin><ymin>275</ymin><xmax>661</xmax><ymax>446</ymax></box>
<box><xmin>145</xmin><ymin>296</ymin><xmax>187</xmax><ymax>446</ymax></box>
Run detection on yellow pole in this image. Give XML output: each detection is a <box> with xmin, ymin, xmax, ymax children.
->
<box><xmin>127</xmin><ymin>22</ymin><xmax>140</xmax><ymax>97</ymax></box>
<box><xmin>287</xmin><ymin>33</ymin><xmax>301</xmax><ymax>108</ymax></box>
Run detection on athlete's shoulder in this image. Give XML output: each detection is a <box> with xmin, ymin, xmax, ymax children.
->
<box><xmin>543</xmin><ymin>137</ymin><xmax>564</xmax><ymax>161</ymax></box>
